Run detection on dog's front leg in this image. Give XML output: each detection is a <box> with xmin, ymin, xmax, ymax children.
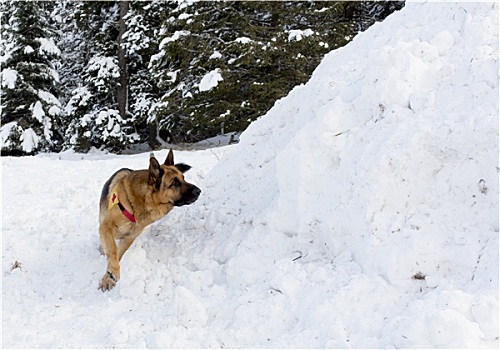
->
<box><xmin>117</xmin><ymin>234</ymin><xmax>138</xmax><ymax>261</ymax></box>
<box><xmin>98</xmin><ymin>222</ymin><xmax>121</xmax><ymax>291</ymax></box>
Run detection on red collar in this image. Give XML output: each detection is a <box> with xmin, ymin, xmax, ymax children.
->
<box><xmin>117</xmin><ymin>202</ymin><xmax>136</xmax><ymax>223</ymax></box>
<box><xmin>109</xmin><ymin>187</ymin><xmax>136</xmax><ymax>223</ymax></box>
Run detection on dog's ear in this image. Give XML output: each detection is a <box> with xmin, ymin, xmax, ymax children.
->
<box><xmin>164</xmin><ymin>148</ymin><xmax>174</xmax><ymax>166</ymax></box>
<box><xmin>148</xmin><ymin>156</ymin><xmax>161</xmax><ymax>187</ymax></box>
<box><xmin>175</xmin><ymin>163</ymin><xmax>191</xmax><ymax>173</ymax></box>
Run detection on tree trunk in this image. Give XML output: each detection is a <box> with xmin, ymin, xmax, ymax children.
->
<box><xmin>117</xmin><ymin>0</ymin><xmax>128</xmax><ymax>119</ymax></box>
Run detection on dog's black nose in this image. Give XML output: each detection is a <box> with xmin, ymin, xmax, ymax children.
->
<box><xmin>192</xmin><ymin>186</ymin><xmax>201</xmax><ymax>197</ymax></box>
<box><xmin>174</xmin><ymin>185</ymin><xmax>201</xmax><ymax>207</ymax></box>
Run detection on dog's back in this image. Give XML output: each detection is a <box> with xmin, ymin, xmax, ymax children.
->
<box><xmin>99</xmin><ymin>168</ymin><xmax>132</xmax><ymax>222</ymax></box>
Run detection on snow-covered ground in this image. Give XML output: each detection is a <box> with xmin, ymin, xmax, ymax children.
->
<box><xmin>2</xmin><ymin>1</ymin><xmax>498</xmax><ymax>348</ymax></box>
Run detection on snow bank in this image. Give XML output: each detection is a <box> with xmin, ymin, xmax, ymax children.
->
<box><xmin>2</xmin><ymin>2</ymin><xmax>498</xmax><ymax>348</ymax></box>
<box><xmin>159</xmin><ymin>1</ymin><xmax>499</xmax><ymax>347</ymax></box>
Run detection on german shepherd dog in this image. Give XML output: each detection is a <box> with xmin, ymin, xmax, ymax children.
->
<box><xmin>98</xmin><ymin>149</ymin><xmax>201</xmax><ymax>291</ymax></box>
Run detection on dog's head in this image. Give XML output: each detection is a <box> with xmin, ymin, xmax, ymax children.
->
<box><xmin>148</xmin><ymin>149</ymin><xmax>201</xmax><ymax>207</ymax></box>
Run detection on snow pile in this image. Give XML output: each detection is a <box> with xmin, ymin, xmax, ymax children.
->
<box><xmin>159</xmin><ymin>1</ymin><xmax>499</xmax><ymax>347</ymax></box>
<box><xmin>2</xmin><ymin>2</ymin><xmax>498</xmax><ymax>348</ymax></box>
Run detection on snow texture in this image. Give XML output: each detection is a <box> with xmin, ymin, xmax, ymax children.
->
<box><xmin>37</xmin><ymin>37</ymin><xmax>61</xmax><ymax>56</ymax></box>
<box><xmin>235</xmin><ymin>37</ymin><xmax>253</xmax><ymax>44</ymax></box>
<box><xmin>0</xmin><ymin>122</ymin><xmax>17</xmax><ymax>148</ymax></box>
<box><xmin>198</xmin><ymin>68</ymin><xmax>223</xmax><ymax>92</ymax></box>
<box><xmin>23</xmin><ymin>45</ymin><xmax>34</xmax><ymax>54</ymax></box>
<box><xmin>209</xmin><ymin>50</ymin><xmax>222</xmax><ymax>60</ymax></box>
<box><xmin>287</xmin><ymin>28</ymin><xmax>314</xmax><ymax>41</ymax></box>
<box><xmin>88</xmin><ymin>56</ymin><xmax>120</xmax><ymax>82</ymax></box>
<box><xmin>2</xmin><ymin>2</ymin><xmax>498</xmax><ymax>348</ymax></box>
<box><xmin>1</xmin><ymin>68</ymin><xmax>18</xmax><ymax>89</ymax></box>
<box><xmin>32</xmin><ymin>101</ymin><xmax>45</xmax><ymax>123</ymax></box>
<box><xmin>159</xmin><ymin>30</ymin><xmax>190</xmax><ymax>50</ymax></box>
<box><xmin>21</xmin><ymin>128</ymin><xmax>39</xmax><ymax>153</ymax></box>
<box><xmin>65</xmin><ymin>87</ymin><xmax>92</xmax><ymax>115</ymax></box>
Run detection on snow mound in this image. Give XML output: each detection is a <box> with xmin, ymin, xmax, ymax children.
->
<box><xmin>162</xmin><ymin>1</ymin><xmax>498</xmax><ymax>347</ymax></box>
<box><xmin>2</xmin><ymin>2</ymin><xmax>498</xmax><ymax>348</ymax></box>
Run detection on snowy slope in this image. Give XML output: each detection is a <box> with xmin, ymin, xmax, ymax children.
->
<box><xmin>2</xmin><ymin>1</ymin><xmax>498</xmax><ymax>348</ymax></box>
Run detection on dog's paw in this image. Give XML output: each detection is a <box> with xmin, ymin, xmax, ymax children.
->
<box><xmin>98</xmin><ymin>271</ymin><xmax>118</xmax><ymax>292</ymax></box>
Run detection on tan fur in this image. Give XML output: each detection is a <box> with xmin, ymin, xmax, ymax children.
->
<box><xmin>98</xmin><ymin>149</ymin><xmax>200</xmax><ymax>291</ymax></box>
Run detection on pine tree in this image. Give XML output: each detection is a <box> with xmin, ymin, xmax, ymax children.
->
<box><xmin>1</xmin><ymin>1</ymin><xmax>63</xmax><ymax>155</ymax></box>
<box><xmin>123</xmin><ymin>0</ymin><xmax>165</xmax><ymax>149</ymax></box>
<box><xmin>63</xmin><ymin>1</ymin><xmax>137</xmax><ymax>153</ymax></box>
<box><xmin>56</xmin><ymin>1</ymin><xmax>86</xmax><ymax>106</ymax></box>
<box><xmin>1</xmin><ymin>0</ymin><xmax>404</xmax><ymax>155</ymax></box>
<box><xmin>149</xmin><ymin>1</ymin><xmax>357</xmax><ymax>144</ymax></box>
<box><xmin>343</xmin><ymin>1</ymin><xmax>405</xmax><ymax>32</ymax></box>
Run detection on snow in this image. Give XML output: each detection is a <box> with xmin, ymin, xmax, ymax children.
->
<box><xmin>235</xmin><ymin>37</ymin><xmax>252</xmax><ymax>44</ymax></box>
<box><xmin>166</xmin><ymin>70</ymin><xmax>179</xmax><ymax>82</ymax></box>
<box><xmin>0</xmin><ymin>122</ymin><xmax>17</xmax><ymax>148</ymax></box>
<box><xmin>209</xmin><ymin>50</ymin><xmax>222</xmax><ymax>60</ymax></box>
<box><xmin>65</xmin><ymin>86</ymin><xmax>92</xmax><ymax>115</ymax></box>
<box><xmin>192</xmin><ymin>132</ymin><xmax>240</xmax><ymax>149</ymax></box>
<box><xmin>95</xmin><ymin>109</ymin><xmax>124</xmax><ymax>139</ymax></box>
<box><xmin>32</xmin><ymin>101</ymin><xmax>45</xmax><ymax>123</ymax></box>
<box><xmin>88</xmin><ymin>56</ymin><xmax>120</xmax><ymax>82</ymax></box>
<box><xmin>2</xmin><ymin>2</ymin><xmax>498</xmax><ymax>348</ymax></box>
<box><xmin>178</xmin><ymin>13</ymin><xmax>193</xmax><ymax>21</ymax></box>
<box><xmin>288</xmin><ymin>28</ymin><xmax>314</xmax><ymax>41</ymax></box>
<box><xmin>198</xmin><ymin>68</ymin><xmax>223</xmax><ymax>92</ymax></box>
<box><xmin>27</xmin><ymin>99</ymin><xmax>53</xmax><ymax>147</ymax></box>
<box><xmin>48</xmin><ymin>66</ymin><xmax>60</xmax><ymax>83</ymax></box>
<box><xmin>37</xmin><ymin>37</ymin><xmax>61</xmax><ymax>56</ymax></box>
<box><xmin>23</xmin><ymin>45</ymin><xmax>34</xmax><ymax>54</ymax></box>
<box><xmin>1</xmin><ymin>68</ymin><xmax>17</xmax><ymax>89</ymax></box>
<box><xmin>159</xmin><ymin>30</ymin><xmax>190</xmax><ymax>50</ymax></box>
<box><xmin>37</xmin><ymin>90</ymin><xmax>61</xmax><ymax>109</ymax></box>
<box><xmin>20</xmin><ymin>128</ymin><xmax>39</xmax><ymax>153</ymax></box>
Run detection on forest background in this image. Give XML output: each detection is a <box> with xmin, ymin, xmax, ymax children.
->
<box><xmin>0</xmin><ymin>0</ymin><xmax>404</xmax><ymax>155</ymax></box>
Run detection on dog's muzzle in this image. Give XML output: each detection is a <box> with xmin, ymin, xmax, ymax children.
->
<box><xmin>174</xmin><ymin>185</ymin><xmax>201</xmax><ymax>206</ymax></box>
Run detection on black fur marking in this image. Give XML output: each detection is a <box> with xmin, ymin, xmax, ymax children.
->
<box><xmin>155</xmin><ymin>167</ymin><xmax>164</xmax><ymax>191</ymax></box>
<box><xmin>175</xmin><ymin>163</ymin><xmax>191</xmax><ymax>173</ymax></box>
<box><xmin>107</xmin><ymin>271</ymin><xmax>117</xmax><ymax>282</ymax></box>
<box><xmin>100</xmin><ymin>168</ymin><xmax>133</xmax><ymax>205</ymax></box>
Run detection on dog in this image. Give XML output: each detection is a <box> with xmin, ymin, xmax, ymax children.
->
<box><xmin>98</xmin><ymin>149</ymin><xmax>201</xmax><ymax>291</ymax></box>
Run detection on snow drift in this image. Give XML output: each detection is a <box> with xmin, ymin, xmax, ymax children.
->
<box><xmin>2</xmin><ymin>1</ymin><xmax>498</xmax><ymax>348</ymax></box>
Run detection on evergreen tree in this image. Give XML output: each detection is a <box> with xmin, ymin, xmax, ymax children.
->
<box><xmin>1</xmin><ymin>0</ymin><xmax>404</xmax><ymax>155</ymax></box>
<box><xmin>56</xmin><ymin>1</ymin><xmax>86</xmax><ymax>105</ymax></box>
<box><xmin>149</xmin><ymin>1</ymin><xmax>403</xmax><ymax>144</ymax></box>
<box><xmin>63</xmin><ymin>1</ymin><xmax>137</xmax><ymax>152</ymax></box>
<box><xmin>1</xmin><ymin>1</ymin><xmax>63</xmax><ymax>155</ymax></box>
<box><xmin>123</xmin><ymin>0</ymin><xmax>165</xmax><ymax>149</ymax></box>
<box><xmin>343</xmin><ymin>1</ymin><xmax>405</xmax><ymax>32</ymax></box>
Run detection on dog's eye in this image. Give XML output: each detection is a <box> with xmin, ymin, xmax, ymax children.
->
<box><xmin>170</xmin><ymin>178</ymin><xmax>181</xmax><ymax>188</ymax></box>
